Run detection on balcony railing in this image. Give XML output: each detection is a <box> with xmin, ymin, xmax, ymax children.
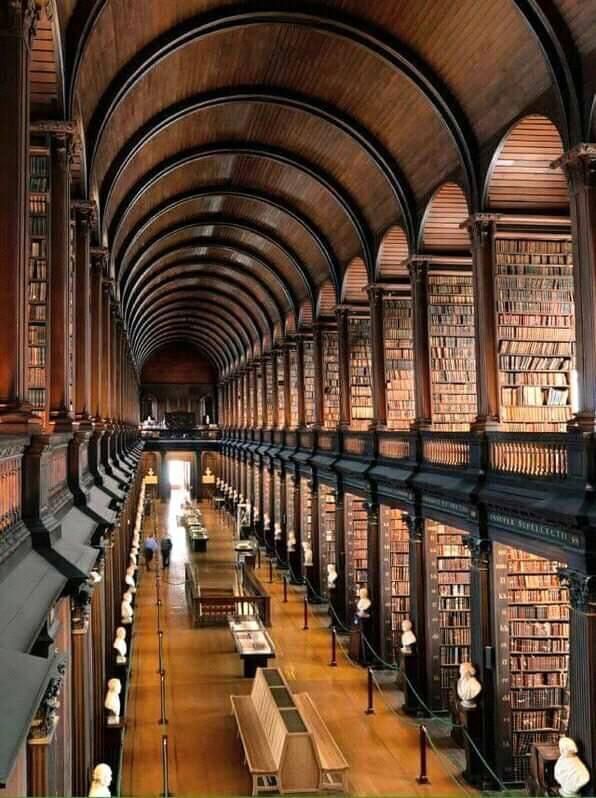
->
<box><xmin>377</xmin><ymin>432</ymin><xmax>410</xmax><ymax>461</ymax></box>
<box><xmin>487</xmin><ymin>434</ymin><xmax>568</xmax><ymax>479</ymax></box>
<box><xmin>421</xmin><ymin>433</ymin><xmax>471</xmax><ymax>469</ymax></box>
<box><xmin>0</xmin><ymin>446</ymin><xmax>23</xmax><ymax>536</ymax></box>
<box><xmin>140</xmin><ymin>427</ymin><xmax>221</xmax><ymax>441</ymax></box>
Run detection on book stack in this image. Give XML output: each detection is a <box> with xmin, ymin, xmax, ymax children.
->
<box><xmin>380</xmin><ymin>506</ymin><xmax>410</xmax><ymax>657</ymax></box>
<box><xmin>301</xmin><ymin>477</ymin><xmax>312</xmax><ymax>548</ymax></box>
<box><xmin>428</xmin><ymin>274</ymin><xmax>476</xmax><ymax>430</ymax></box>
<box><xmin>28</xmin><ymin>148</ymin><xmax>50</xmax><ymax>421</ymax></box>
<box><xmin>348</xmin><ymin>317</ymin><xmax>374</xmax><ymax>429</ymax></box>
<box><xmin>276</xmin><ymin>351</ymin><xmax>285</xmax><ymax>426</ymax></box>
<box><xmin>426</xmin><ymin>521</ymin><xmax>471</xmax><ymax>710</ymax></box>
<box><xmin>265</xmin><ymin>360</ymin><xmax>274</xmax><ymax>426</ymax></box>
<box><xmin>383</xmin><ymin>298</ymin><xmax>414</xmax><ymax>429</ymax></box>
<box><xmin>496</xmin><ymin>238</ymin><xmax>575</xmax><ymax>431</ymax></box>
<box><xmin>253</xmin><ymin>464</ymin><xmax>260</xmax><ymax>520</ymax></box>
<box><xmin>322</xmin><ymin>331</ymin><xmax>340</xmax><ymax>429</ymax></box>
<box><xmin>286</xmin><ymin>473</ymin><xmax>295</xmax><ymax>541</ymax></box>
<box><xmin>345</xmin><ymin>493</ymin><xmax>368</xmax><ymax>611</ymax></box>
<box><xmin>318</xmin><ymin>485</ymin><xmax>336</xmax><ymax>598</ymax></box>
<box><xmin>303</xmin><ymin>339</ymin><xmax>316</xmax><ymax>426</ymax></box>
<box><xmin>256</xmin><ymin>367</ymin><xmax>263</xmax><ymax>425</ymax></box>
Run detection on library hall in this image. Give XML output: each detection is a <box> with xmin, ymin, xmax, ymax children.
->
<box><xmin>1</xmin><ymin>1</ymin><xmax>596</xmax><ymax>796</ymax></box>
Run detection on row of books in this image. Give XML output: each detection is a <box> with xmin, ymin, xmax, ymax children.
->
<box><xmin>303</xmin><ymin>340</ymin><xmax>316</xmax><ymax>426</ymax></box>
<box><xmin>501</xmin><ymin>386</ymin><xmax>569</xmax><ymax>406</ymax></box>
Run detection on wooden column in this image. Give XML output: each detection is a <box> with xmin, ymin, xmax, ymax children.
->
<box><xmin>367</xmin><ymin>285</ymin><xmax>387</xmax><ymax>430</ymax></box>
<box><xmin>408</xmin><ymin>260</ymin><xmax>432</xmax><ymax>428</ymax></box>
<box><xmin>0</xmin><ymin>2</ymin><xmax>38</xmax><ymax>427</ymax></box>
<box><xmin>71</xmin><ymin>595</ymin><xmax>93</xmax><ymax>797</ymax></box>
<box><xmin>336</xmin><ymin>308</ymin><xmax>351</xmax><ymax>429</ymax></box>
<box><xmin>260</xmin><ymin>359</ymin><xmax>268</xmax><ymax>427</ymax></box>
<box><xmin>554</xmin><ymin>145</ymin><xmax>596</xmax><ymax>430</ymax></box>
<box><xmin>312</xmin><ymin>323</ymin><xmax>324</xmax><ymax>428</ymax></box>
<box><xmin>27</xmin><ymin>666</ymin><xmax>66</xmax><ymax>797</ymax></box>
<box><xmin>295</xmin><ymin>335</ymin><xmax>306</xmax><ymax>428</ymax></box>
<box><xmin>91</xmin><ymin>560</ymin><xmax>106</xmax><ymax>766</ymax></box>
<box><xmin>307</xmin><ymin>477</ymin><xmax>322</xmax><ymax>597</ymax></box>
<box><xmin>405</xmin><ymin>514</ymin><xmax>429</xmax><ymax>713</ymax></box>
<box><xmin>464</xmin><ymin>215</ymin><xmax>501</xmax><ymax>430</ymax></box>
<box><xmin>45</xmin><ymin>125</ymin><xmax>76</xmax><ymax>431</ymax></box>
<box><xmin>101</xmin><ymin>277</ymin><xmax>112</xmax><ymax>422</ymax></box>
<box><xmin>288</xmin><ymin>469</ymin><xmax>302</xmax><ymax>583</ymax></box>
<box><xmin>464</xmin><ymin>536</ymin><xmax>497</xmax><ymax>787</ymax></box>
<box><xmin>561</xmin><ymin>569</ymin><xmax>596</xmax><ymax>791</ymax></box>
<box><xmin>271</xmin><ymin>354</ymin><xmax>278</xmax><ymax>429</ymax></box>
<box><xmin>333</xmin><ymin>485</ymin><xmax>347</xmax><ymax>626</ymax></box>
<box><xmin>72</xmin><ymin>202</ymin><xmax>94</xmax><ymax>421</ymax></box>
<box><xmin>365</xmin><ymin>500</ymin><xmax>383</xmax><ymax>657</ymax></box>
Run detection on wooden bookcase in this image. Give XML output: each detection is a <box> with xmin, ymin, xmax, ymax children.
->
<box><xmin>68</xmin><ymin>217</ymin><xmax>75</xmax><ymax>412</ymax></box>
<box><xmin>303</xmin><ymin>339</ymin><xmax>316</xmax><ymax>427</ymax></box>
<box><xmin>428</xmin><ymin>273</ymin><xmax>477</xmax><ymax>431</ymax></box>
<box><xmin>345</xmin><ymin>493</ymin><xmax>368</xmax><ymax>615</ymax></box>
<box><xmin>263</xmin><ymin>467</ymin><xmax>271</xmax><ymax>527</ymax></box>
<box><xmin>276</xmin><ymin>350</ymin><xmax>285</xmax><ymax>427</ymax></box>
<box><xmin>265</xmin><ymin>360</ymin><xmax>274</xmax><ymax>426</ymax></box>
<box><xmin>322</xmin><ymin>330</ymin><xmax>340</xmax><ymax>429</ymax></box>
<box><xmin>495</xmin><ymin>235</ymin><xmax>575</xmax><ymax>431</ymax></box>
<box><xmin>348</xmin><ymin>315</ymin><xmax>373</xmax><ymax>430</ymax></box>
<box><xmin>27</xmin><ymin>145</ymin><xmax>51</xmax><ymax>424</ymax></box>
<box><xmin>286</xmin><ymin>472</ymin><xmax>295</xmax><ymax>542</ymax></box>
<box><xmin>425</xmin><ymin>520</ymin><xmax>471</xmax><ymax>711</ymax></box>
<box><xmin>289</xmin><ymin>346</ymin><xmax>299</xmax><ymax>428</ymax></box>
<box><xmin>493</xmin><ymin>543</ymin><xmax>569</xmax><ymax>784</ymax></box>
<box><xmin>256</xmin><ymin>364</ymin><xmax>263</xmax><ymax>425</ymax></box>
<box><xmin>300</xmin><ymin>477</ymin><xmax>312</xmax><ymax>555</ymax></box>
<box><xmin>253</xmin><ymin>462</ymin><xmax>261</xmax><ymax>521</ymax></box>
<box><xmin>380</xmin><ymin>506</ymin><xmax>410</xmax><ymax>660</ymax></box>
<box><xmin>318</xmin><ymin>484</ymin><xmax>336</xmax><ymax>598</ymax></box>
<box><xmin>383</xmin><ymin>297</ymin><xmax>414</xmax><ymax>430</ymax></box>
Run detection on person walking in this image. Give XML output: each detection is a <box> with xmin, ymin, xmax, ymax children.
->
<box><xmin>143</xmin><ymin>535</ymin><xmax>158</xmax><ymax>570</ymax></box>
<box><xmin>160</xmin><ymin>535</ymin><xmax>173</xmax><ymax>569</ymax></box>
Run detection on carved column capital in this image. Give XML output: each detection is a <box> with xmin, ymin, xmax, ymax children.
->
<box><xmin>552</xmin><ymin>144</ymin><xmax>596</xmax><ymax>190</ymax></box>
<box><xmin>71</xmin><ymin>580</ymin><xmax>93</xmax><ymax>633</ymax></box>
<box><xmin>72</xmin><ymin>199</ymin><xmax>97</xmax><ymax>230</ymax></box>
<box><xmin>366</xmin><ymin>283</ymin><xmax>385</xmax><ymax>305</ymax></box>
<box><xmin>406</xmin><ymin>257</ymin><xmax>429</xmax><ymax>283</ymax></box>
<box><xmin>558</xmin><ymin>568</ymin><xmax>596</xmax><ymax>611</ymax></box>
<box><xmin>461</xmin><ymin>213</ymin><xmax>501</xmax><ymax>246</ymax></box>
<box><xmin>90</xmin><ymin>247</ymin><xmax>109</xmax><ymax>274</ymax></box>
<box><xmin>405</xmin><ymin>514</ymin><xmax>424</xmax><ymax>542</ymax></box>
<box><xmin>0</xmin><ymin>0</ymin><xmax>41</xmax><ymax>45</ymax></box>
<box><xmin>29</xmin><ymin>660</ymin><xmax>66</xmax><ymax>741</ymax></box>
<box><xmin>463</xmin><ymin>535</ymin><xmax>492</xmax><ymax>567</ymax></box>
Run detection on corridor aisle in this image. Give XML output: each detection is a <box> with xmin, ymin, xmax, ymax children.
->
<box><xmin>121</xmin><ymin>493</ymin><xmax>473</xmax><ymax>796</ymax></box>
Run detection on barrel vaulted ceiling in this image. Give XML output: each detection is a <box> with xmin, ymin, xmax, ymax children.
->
<box><xmin>48</xmin><ymin>0</ymin><xmax>596</xmax><ymax>375</ymax></box>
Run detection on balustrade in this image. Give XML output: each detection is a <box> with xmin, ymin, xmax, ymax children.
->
<box><xmin>421</xmin><ymin>435</ymin><xmax>470</xmax><ymax>468</ymax></box>
<box><xmin>0</xmin><ymin>449</ymin><xmax>22</xmax><ymax>535</ymax></box>
<box><xmin>488</xmin><ymin>434</ymin><xmax>568</xmax><ymax>479</ymax></box>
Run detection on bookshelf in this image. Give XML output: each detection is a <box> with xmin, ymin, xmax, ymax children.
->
<box><xmin>383</xmin><ymin>298</ymin><xmax>414</xmax><ymax>430</ymax></box>
<box><xmin>318</xmin><ymin>484</ymin><xmax>336</xmax><ymax>598</ymax></box>
<box><xmin>263</xmin><ymin>467</ymin><xmax>271</xmax><ymax>528</ymax></box>
<box><xmin>428</xmin><ymin>273</ymin><xmax>476</xmax><ymax>431</ymax></box>
<box><xmin>322</xmin><ymin>330</ymin><xmax>340</xmax><ymax>429</ymax></box>
<box><xmin>493</xmin><ymin>543</ymin><xmax>569</xmax><ymax>784</ymax></box>
<box><xmin>380</xmin><ymin>506</ymin><xmax>410</xmax><ymax>659</ymax></box>
<box><xmin>68</xmin><ymin>217</ymin><xmax>75</xmax><ymax>413</ymax></box>
<box><xmin>289</xmin><ymin>347</ymin><xmax>299</xmax><ymax>428</ymax></box>
<box><xmin>303</xmin><ymin>339</ymin><xmax>316</xmax><ymax>427</ymax></box>
<box><xmin>495</xmin><ymin>237</ymin><xmax>575</xmax><ymax>431</ymax></box>
<box><xmin>345</xmin><ymin>493</ymin><xmax>368</xmax><ymax>614</ymax></box>
<box><xmin>425</xmin><ymin>520</ymin><xmax>471</xmax><ymax>711</ymax></box>
<box><xmin>265</xmin><ymin>360</ymin><xmax>274</xmax><ymax>426</ymax></box>
<box><xmin>276</xmin><ymin>350</ymin><xmax>285</xmax><ymax>427</ymax></box>
<box><xmin>256</xmin><ymin>365</ymin><xmax>263</xmax><ymax>425</ymax></box>
<box><xmin>301</xmin><ymin>477</ymin><xmax>312</xmax><ymax>552</ymax></box>
<box><xmin>273</xmin><ymin>469</ymin><xmax>282</xmax><ymax>535</ymax></box>
<box><xmin>27</xmin><ymin>146</ymin><xmax>51</xmax><ymax>423</ymax></box>
<box><xmin>253</xmin><ymin>463</ymin><xmax>261</xmax><ymax>521</ymax></box>
<box><xmin>286</xmin><ymin>472</ymin><xmax>295</xmax><ymax>546</ymax></box>
<box><xmin>348</xmin><ymin>316</ymin><xmax>373</xmax><ymax>430</ymax></box>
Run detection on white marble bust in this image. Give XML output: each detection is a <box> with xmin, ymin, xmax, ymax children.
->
<box><xmin>356</xmin><ymin>587</ymin><xmax>372</xmax><ymax>618</ymax></box>
<box><xmin>113</xmin><ymin>626</ymin><xmax>127</xmax><ymax>663</ymax></box>
<box><xmin>555</xmin><ymin>737</ymin><xmax>590</xmax><ymax>797</ymax></box>
<box><xmin>302</xmin><ymin>541</ymin><xmax>313</xmax><ymax>567</ymax></box>
<box><xmin>121</xmin><ymin>591</ymin><xmax>134</xmax><ymax>624</ymax></box>
<box><xmin>457</xmin><ymin>662</ymin><xmax>482</xmax><ymax>709</ymax></box>
<box><xmin>274</xmin><ymin>523</ymin><xmax>282</xmax><ymax>540</ymax></box>
<box><xmin>327</xmin><ymin>563</ymin><xmax>338</xmax><ymax>589</ymax></box>
<box><xmin>264</xmin><ymin>513</ymin><xmax>270</xmax><ymax>529</ymax></box>
<box><xmin>400</xmin><ymin>619</ymin><xmax>417</xmax><ymax>653</ymax></box>
<box><xmin>287</xmin><ymin>531</ymin><xmax>296</xmax><ymax>552</ymax></box>
<box><xmin>125</xmin><ymin>566</ymin><xmax>136</xmax><ymax>593</ymax></box>
<box><xmin>89</xmin><ymin>764</ymin><xmax>112</xmax><ymax>797</ymax></box>
<box><xmin>104</xmin><ymin>679</ymin><xmax>122</xmax><ymax>724</ymax></box>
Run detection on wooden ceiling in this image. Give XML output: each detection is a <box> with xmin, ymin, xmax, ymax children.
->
<box><xmin>49</xmin><ymin>0</ymin><xmax>595</xmax><ymax>374</ymax></box>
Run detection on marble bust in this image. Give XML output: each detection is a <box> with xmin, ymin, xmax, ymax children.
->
<box><xmin>400</xmin><ymin>619</ymin><xmax>417</xmax><ymax>653</ymax></box>
<box><xmin>356</xmin><ymin>587</ymin><xmax>372</xmax><ymax>618</ymax></box>
<box><xmin>113</xmin><ymin>627</ymin><xmax>127</xmax><ymax>664</ymax></box>
<box><xmin>274</xmin><ymin>523</ymin><xmax>282</xmax><ymax>540</ymax></box>
<box><xmin>457</xmin><ymin>662</ymin><xmax>482</xmax><ymax>709</ymax></box>
<box><xmin>104</xmin><ymin>679</ymin><xmax>122</xmax><ymax>725</ymax></box>
<box><xmin>89</xmin><ymin>764</ymin><xmax>112</xmax><ymax>797</ymax></box>
<box><xmin>327</xmin><ymin>563</ymin><xmax>338</xmax><ymax>589</ymax></box>
<box><xmin>125</xmin><ymin>566</ymin><xmax>136</xmax><ymax>593</ymax></box>
<box><xmin>555</xmin><ymin>737</ymin><xmax>590</xmax><ymax>797</ymax></box>
<box><xmin>287</xmin><ymin>531</ymin><xmax>296</xmax><ymax>552</ymax></box>
<box><xmin>121</xmin><ymin>591</ymin><xmax>134</xmax><ymax>624</ymax></box>
<box><xmin>303</xmin><ymin>541</ymin><xmax>313</xmax><ymax>567</ymax></box>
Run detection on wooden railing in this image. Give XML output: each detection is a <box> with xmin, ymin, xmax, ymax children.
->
<box><xmin>318</xmin><ymin>432</ymin><xmax>337</xmax><ymax>451</ymax></box>
<box><xmin>343</xmin><ymin>432</ymin><xmax>373</xmax><ymax>457</ymax></box>
<box><xmin>0</xmin><ymin>449</ymin><xmax>23</xmax><ymax>535</ymax></box>
<box><xmin>488</xmin><ymin>434</ymin><xmax>568</xmax><ymax>479</ymax></box>
<box><xmin>185</xmin><ymin>563</ymin><xmax>271</xmax><ymax>627</ymax></box>
<box><xmin>422</xmin><ymin>434</ymin><xmax>470</xmax><ymax>468</ymax></box>
<box><xmin>377</xmin><ymin>432</ymin><xmax>410</xmax><ymax>461</ymax></box>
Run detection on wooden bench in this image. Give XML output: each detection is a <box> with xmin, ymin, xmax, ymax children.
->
<box><xmin>231</xmin><ymin>668</ymin><xmax>348</xmax><ymax>795</ymax></box>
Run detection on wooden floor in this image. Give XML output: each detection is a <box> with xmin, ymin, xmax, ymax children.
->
<box><xmin>121</xmin><ymin>490</ymin><xmax>474</xmax><ymax>797</ymax></box>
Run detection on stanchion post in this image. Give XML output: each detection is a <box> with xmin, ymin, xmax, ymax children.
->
<box><xmin>303</xmin><ymin>595</ymin><xmax>309</xmax><ymax>631</ymax></box>
<box><xmin>268</xmin><ymin>558</ymin><xmax>273</xmax><ymax>584</ymax></box>
<box><xmin>159</xmin><ymin>672</ymin><xmax>168</xmax><ymax>725</ymax></box>
<box><xmin>416</xmin><ymin>725</ymin><xmax>429</xmax><ymax>784</ymax></box>
<box><xmin>161</xmin><ymin>735</ymin><xmax>170</xmax><ymax>798</ymax></box>
<box><xmin>283</xmin><ymin>576</ymin><xmax>288</xmax><ymax>603</ymax></box>
<box><xmin>330</xmin><ymin>626</ymin><xmax>337</xmax><ymax>667</ymax></box>
<box><xmin>365</xmin><ymin>667</ymin><xmax>375</xmax><ymax>715</ymax></box>
<box><xmin>157</xmin><ymin>630</ymin><xmax>164</xmax><ymax>674</ymax></box>
<box><xmin>256</xmin><ymin>547</ymin><xmax>261</xmax><ymax>569</ymax></box>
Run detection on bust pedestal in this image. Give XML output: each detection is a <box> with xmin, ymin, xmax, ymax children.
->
<box><xmin>399</xmin><ymin>648</ymin><xmax>425</xmax><ymax>716</ymax></box>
